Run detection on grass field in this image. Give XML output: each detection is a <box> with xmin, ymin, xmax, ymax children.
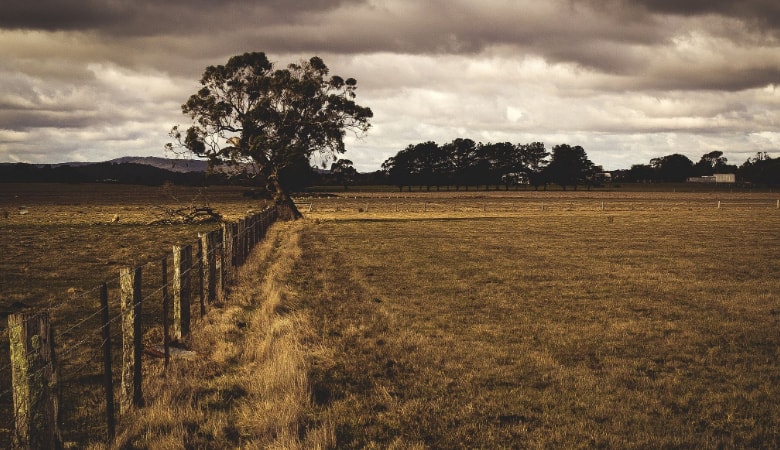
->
<box><xmin>293</xmin><ymin>197</ymin><xmax>780</xmax><ymax>448</ymax></box>
<box><xmin>0</xmin><ymin>183</ymin><xmax>268</xmax><ymax>446</ymax></box>
<box><xmin>0</xmin><ymin>183</ymin><xmax>779</xmax><ymax>447</ymax></box>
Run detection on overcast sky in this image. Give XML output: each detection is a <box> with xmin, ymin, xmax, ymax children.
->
<box><xmin>1</xmin><ymin>0</ymin><xmax>779</xmax><ymax>171</ymax></box>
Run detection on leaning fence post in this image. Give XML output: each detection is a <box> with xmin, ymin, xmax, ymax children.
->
<box><xmin>120</xmin><ymin>267</ymin><xmax>143</xmax><ymax>413</ymax></box>
<box><xmin>172</xmin><ymin>245</ymin><xmax>192</xmax><ymax>340</ymax></box>
<box><xmin>8</xmin><ymin>312</ymin><xmax>62</xmax><ymax>449</ymax></box>
<box><xmin>99</xmin><ymin>283</ymin><xmax>116</xmax><ymax>443</ymax></box>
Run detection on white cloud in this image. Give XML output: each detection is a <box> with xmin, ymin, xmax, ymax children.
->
<box><xmin>1</xmin><ymin>0</ymin><xmax>779</xmax><ymax>171</ymax></box>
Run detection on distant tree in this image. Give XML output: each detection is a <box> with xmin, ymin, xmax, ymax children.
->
<box><xmin>443</xmin><ymin>138</ymin><xmax>479</xmax><ymax>190</ymax></box>
<box><xmin>695</xmin><ymin>150</ymin><xmax>733</xmax><ymax>175</ymax></box>
<box><xmin>330</xmin><ymin>158</ymin><xmax>358</xmax><ymax>190</ymax></box>
<box><xmin>739</xmin><ymin>152</ymin><xmax>780</xmax><ymax>186</ymax></box>
<box><xmin>382</xmin><ymin>148</ymin><xmax>415</xmax><ymax>191</ymax></box>
<box><xmin>518</xmin><ymin>142</ymin><xmax>549</xmax><ymax>190</ymax></box>
<box><xmin>628</xmin><ymin>163</ymin><xmax>655</xmax><ymax>183</ymax></box>
<box><xmin>167</xmin><ymin>52</ymin><xmax>372</xmax><ymax>219</ymax></box>
<box><xmin>411</xmin><ymin>141</ymin><xmax>444</xmax><ymax>190</ymax></box>
<box><xmin>427</xmin><ymin>143</ymin><xmax>452</xmax><ymax>190</ymax></box>
<box><xmin>652</xmin><ymin>154</ymin><xmax>695</xmax><ymax>182</ymax></box>
<box><xmin>544</xmin><ymin>144</ymin><xmax>594</xmax><ymax>190</ymax></box>
<box><xmin>481</xmin><ymin>142</ymin><xmax>519</xmax><ymax>190</ymax></box>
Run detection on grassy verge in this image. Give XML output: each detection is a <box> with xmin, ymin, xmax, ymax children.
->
<box><xmin>291</xmin><ymin>209</ymin><xmax>780</xmax><ymax>448</ymax></box>
<box><xmin>112</xmin><ymin>220</ymin><xmax>330</xmax><ymax>449</ymax></box>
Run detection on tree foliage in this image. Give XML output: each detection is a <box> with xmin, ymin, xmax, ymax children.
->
<box><xmin>739</xmin><ymin>152</ymin><xmax>780</xmax><ymax>186</ymax></box>
<box><xmin>651</xmin><ymin>154</ymin><xmax>695</xmax><ymax>182</ymax></box>
<box><xmin>167</xmin><ymin>52</ymin><xmax>372</xmax><ymax>218</ymax></box>
<box><xmin>330</xmin><ymin>158</ymin><xmax>358</xmax><ymax>190</ymax></box>
<box><xmin>381</xmin><ymin>140</ymin><xmax>598</xmax><ymax>191</ymax></box>
<box><xmin>545</xmin><ymin>144</ymin><xmax>595</xmax><ymax>190</ymax></box>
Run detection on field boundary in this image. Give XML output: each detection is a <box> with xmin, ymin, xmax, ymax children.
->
<box><xmin>0</xmin><ymin>205</ymin><xmax>282</xmax><ymax>447</ymax></box>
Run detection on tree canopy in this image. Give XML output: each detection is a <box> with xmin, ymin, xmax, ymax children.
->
<box><xmin>381</xmin><ymin>139</ymin><xmax>600</xmax><ymax>191</ymax></box>
<box><xmin>167</xmin><ymin>52</ymin><xmax>373</xmax><ymax>218</ymax></box>
<box><xmin>545</xmin><ymin>144</ymin><xmax>595</xmax><ymax>190</ymax></box>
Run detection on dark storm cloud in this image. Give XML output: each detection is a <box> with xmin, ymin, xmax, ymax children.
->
<box><xmin>629</xmin><ymin>0</ymin><xmax>780</xmax><ymax>27</ymax></box>
<box><xmin>0</xmin><ymin>0</ymin><xmax>364</xmax><ymax>33</ymax></box>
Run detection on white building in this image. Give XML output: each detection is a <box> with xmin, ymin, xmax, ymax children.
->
<box><xmin>686</xmin><ymin>173</ymin><xmax>736</xmax><ymax>183</ymax></box>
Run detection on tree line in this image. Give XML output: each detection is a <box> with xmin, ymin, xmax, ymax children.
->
<box><xmin>376</xmin><ymin>141</ymin><xmax>780</xmax><ymax>191</ymax></box>
<box><xmin>622</xmin><ymin>151</ymin><xmax>780</xmax><ymax>185</ymax></box>
<box><xmin>380</xmin><ymin>140</ymin><xmax>598</xmax><ymax>191</ymax></box>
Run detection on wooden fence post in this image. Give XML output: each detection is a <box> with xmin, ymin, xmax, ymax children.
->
<box><xmin>172</xmin><ymin>245</ymin><xmax>192</xmax><ymax>340</ymax></box>
<box><xmin>161</xmin><ymin>258</ymin><xmax>170</xmax><ymax>369</ymax></box>
<box><xmin>99</xmin><ymin>283</ymin><xmax>116</xmax><ymax>443</ymax></box>
<box><xmin>230</xmin><ymin>222</ymin><xmax>240</xmax><ymax>268</ymax></box>
<box><xmin>237</xmin><ymin>218</ymin><xmax>246</xmax><ymax>266</ymax></box>
<box><xmin>8</xmin><ymin>312</ymin><xmax>62</xmax><ymax>449</ymax></box>
<box><xmin>245</xmin><ymin>215</ymin><xmax>253</xmax><ymax>254</ymax></box>
<box><xmin>197</xmin><ymin>237</ymin><xmax>205</xmax><ymax>317</ymax></box>
<box><xmin>222</xmin><ymin>223</ymin><xmax>233</xmax><ymax>289</ymax></box>
<box><xmin>213</xmin><ymin>229</ymin><xmax>223</xmax><ymax>302</ymax></box>
<box><xmin>120</xmin><ymin>267</ymin><xmax>143</xmax><ymax>413</ymax></box>
<box><xmin>247</xmin><ymin>215</ymin><xmax>254</xmax><ymax>254</ymax></box>
<box><xmin>200</xmin><ymin>232</ymin><xmax>216</xmax><ymax>305</ymax></box>
<box><xmin>252</xmin><ymin>214</ymin><xmax>259</xmax><ymax>249</ymax></box>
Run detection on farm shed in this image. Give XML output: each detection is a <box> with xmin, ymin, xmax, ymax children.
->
<box><xmin>687</xmin><ymin>173</ymin><xmax>736</xmax><ymax>183</ymax></box>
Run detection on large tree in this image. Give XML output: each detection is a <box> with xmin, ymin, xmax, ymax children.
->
<box><xmin>443</xmin><ymin>138</ymin><xmax>478</xmax><ymax>190</ymax></box>
<box><xmin>545</xmin><ymin>144</ymin><xmax>594</xmax><ymax>190</ymax></box>
<box><xmin>518</xmin><ymin>142</ymin><xmax>549</xmax><ymax>190</ymax></box>
<box><xmin>167</xmin><ymin>52</ymin><xmax>373</xmax><ymax>219</ymax></box>
<box><xmin>330</xmin><ymin>158</ymin><xmax>358</xmax><ymax>190</ymax></box>
<box><xmin>651</xmin><ymin>154</ymin><xmax>695</xmax><ymax>182</ymax></box>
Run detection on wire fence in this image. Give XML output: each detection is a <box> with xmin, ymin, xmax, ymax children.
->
<box><xmin>0</xmin><ymin>205</ymin><xmax>281</xmax><ymax>448</ymax></box>
<box><xmin>295</xmin><ymin>194</ymin><xmax>780</xmax><ymax>214</ymax></box>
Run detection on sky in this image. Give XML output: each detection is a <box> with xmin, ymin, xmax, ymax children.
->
<box><xmin>1</xmin><ymin>0</ymin><xmax>779</xmax><ymax>172</ymax></box>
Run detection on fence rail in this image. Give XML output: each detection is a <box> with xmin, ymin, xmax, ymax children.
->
<box><xmin>0</xmin><ymin>205</ymin><xmax>280</xmax><ymax>448</ymax></box>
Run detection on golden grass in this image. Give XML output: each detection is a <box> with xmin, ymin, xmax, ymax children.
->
<box><xmin>0</xmin><ymin>183</ymin><xmax>269</xmax><ymax>446</ymax></box>
<box><xmin>3</xmin><ymin>186</ymin><xmax>779</xmax><ymax>447</ymax></box>
<box><xmin>291</xmin><ymin>203</ymin><xmax>780</xmax><ymax>448</ymax></box>
<box><xmin>113</xmin><ymin>220</ymin><xmax>331</xmax><ymax>449</ymax></box>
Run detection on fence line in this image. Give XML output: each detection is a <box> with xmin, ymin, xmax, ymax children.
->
<box><xmin>0</xmin><ymin>205</ymin><xmax>281</xmax><ymax>447</ymax></box>
<box><xmin>299</xmin><ymin>197</ymin><xmax>780</xmax><ymax>214</ymax></box>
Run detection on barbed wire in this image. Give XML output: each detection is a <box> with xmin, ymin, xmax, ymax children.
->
<box><xmin>0</xmin><ymin>207</ymin><xmax>274</xmax><ymax>331</ymax></box>
<box><xmin>0</xmin><ymin>207</ymin><xmax>278</xmax><ymax>406</ymax></box>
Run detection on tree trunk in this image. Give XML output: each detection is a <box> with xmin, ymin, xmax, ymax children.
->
<box><xmin>270</xmin><ymin>177</ymin><xmax>302</xmax><ymax>220</ymax></box>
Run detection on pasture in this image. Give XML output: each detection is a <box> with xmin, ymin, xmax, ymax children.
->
<box><xmin>0</xmin><ymin>183</ymin><xmax>267</xmax><ymax>446</ymax></box>
<box><xmin>294</xmin><ymin>191</ymin><xmax>780</xmax><ymax>448</ymax></box>
<box><xmin>0</xmin><ymin>183</ymin><xmax>779</xmax><ymax>447</ymax></box>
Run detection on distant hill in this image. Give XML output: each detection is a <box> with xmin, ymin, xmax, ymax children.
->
<box><xmin>0</xmin><ymin>157</ymin><xmax>244</xmax><ymax>185</ymax></box>
<box><xmin>105</xmin><ymin>157</ymin><xmax>209</xmax><ymax>173</ymax></box>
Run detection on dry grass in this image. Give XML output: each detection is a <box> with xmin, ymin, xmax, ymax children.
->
<box><xmin>292</xmin><ymin>200</ymin><xmax>780</xmax><ymax>448</ymax></box>
<box><xmin>113</xmin><ymin>220</ymin><xmax>331</xmax><ymax>449</ymax></box>
<box><xmin>2</xmin><ymin>185</ymin><xmax>779</xmax><ymax>447</ymax></box>
<box><xmin>0</xmin><ymin>183</ymin><xmax>269</xmax><ymax>447</ymax></box>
